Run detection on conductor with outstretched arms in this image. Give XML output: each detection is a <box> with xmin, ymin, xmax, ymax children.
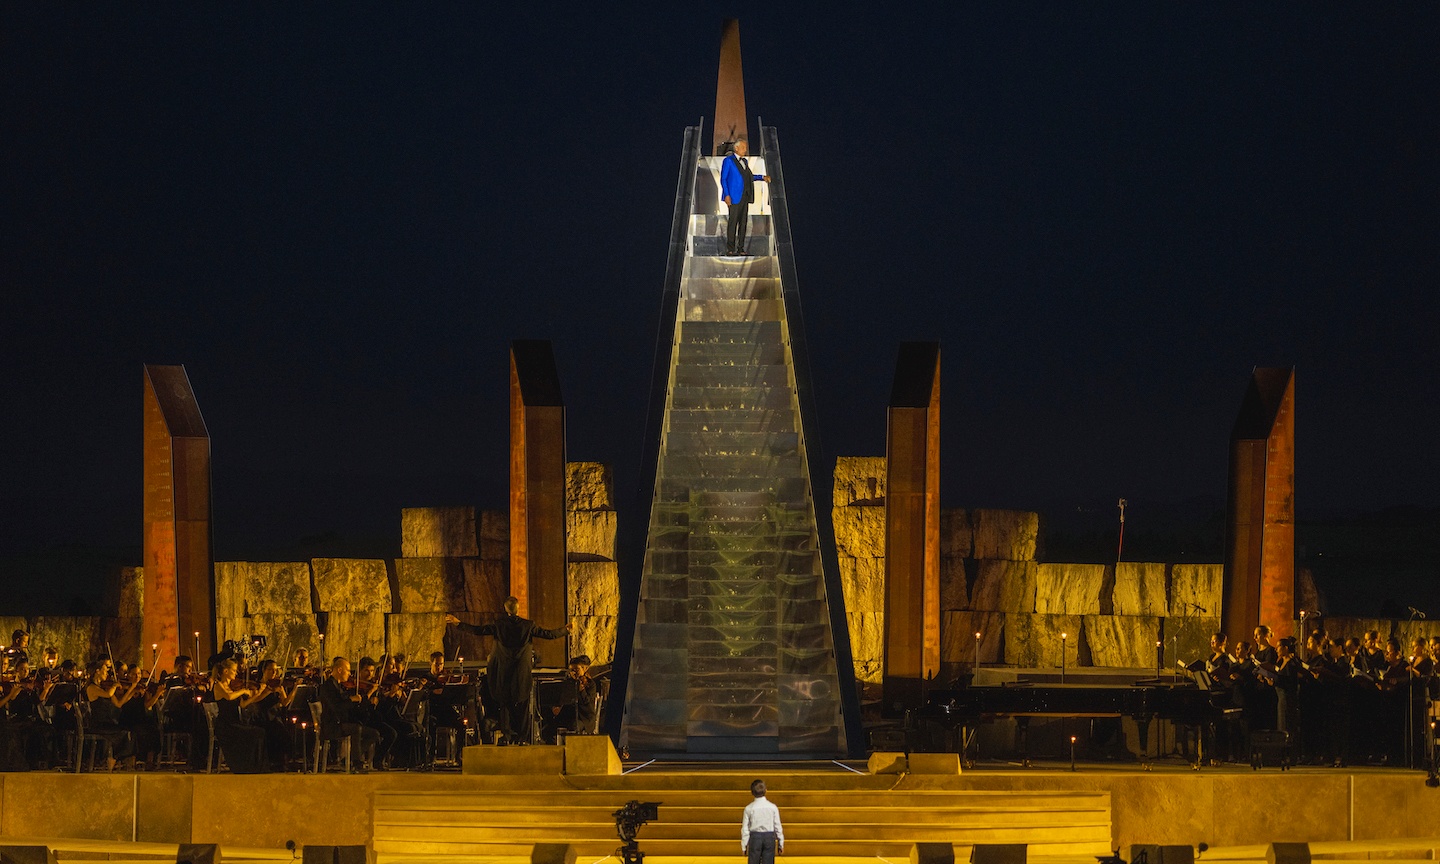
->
<box><xmin>445</xmin><ymin>597</ymin><xmax>570</xmax><ymax>744</ymax></box>
<box><xmin>741</xmin><ymin>779</ymin><xmax>783</xmax><ymax>863</ymax></box>
<box><xmin>721</xmin><ymin>138</ymin><xmax>769</xmax><ymax>256</ymax></box>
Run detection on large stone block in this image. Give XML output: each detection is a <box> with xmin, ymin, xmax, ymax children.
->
<box><xmin>213</xmin><ymin>562</ymin><xmax>247</xmax><ymax>619</ymax></box>
<box><xmin>969</xmin><ymin>560</ymin><xmax>1037</xmax><ymax>614</ymax></box>
<box><xmin>250</xmin><ymin>612</ymin><xmax>320</xmax><ymax>669</ymax></box>
<box><xmin>322</xmin><ymin>611</ymin><xmax>385</xmax><ymax>662</ymax></box>
<box><xmin>1298</xmin><ymin>567</ymin><xmax>1323</xmax><ymax>616</ymax></box>
<box><xmin>566</xmin><ymin>462</ymin><xmax>614</xmax><ymax>511</ymax></box>
<box><xmin>393</xmin><ymin>558</ymin><xmax>466</xmax><ymax>613</ymax></box>
<box><xmin>833</xmin><ymin>505</ymin><xmax>886</xmax><ymax>558</ymax></box>
<box><xmin>970</xmin><ymin>510</ymin><xmax>1039</xmax><ymax>561</ymax></box>
<box><xmin>1169</xmin><ymin>563</ymin><xmax>1223</xmax><ymax>618</ymax></box>
<box><xmin>312</xmin><ymin>559</ymin><xmax>392</xmax><ymax>613</ymax></box>
<box><xmin>1084</xmin><ymin>615</ymin><xmax>1161</xmax><ymax>668</ymax></box>
<box><xmin>570</xmin><ymin>615</ymin><xmax>617</xmax><ymax>665</ymax></box>
<box><xmin>566</xmin><ymin>510</ymin><xmax>618</xmax><ymax>561</ymax></box>
<box><xmin>1004</xmin><ymin>614</ymin><xmax>1082</xmax><ymax>669</ymax></box>
<box><xmin>939</xmin><ymin>558</ymin><xmax>968</xmax><ymax>611</ymax></box>
<box><xmin>838</xmin><ymin>555</ymin><xmax>885</xmax><ymax>615</ymax></box>
<box><xmin>479</xmin><ymin>509</ymin><xmax>509</xmax><ymax>561</ymax></box>
<box><xmin>1036</xmin><ymin>563</ymin><xmax>1107</xmax><ymax>615</ymax></box>
<box><xmin>569</xmin><ymin>562</ymin><xmax>619</xmax><ymax>618</ymax></box>
<box><xmin>246</xmin><ymin>561</ymin><xmax>313</xmax><ymax>616</ymax></box>
<box><xmin>115</xmin><ymin>567</ymin><xmax>144</xmax><ymax>618</ymax></box>
<box><xmin>1163</xmin><ymin>615</ymin><xmax>1221</xmax><ymax>669</ymax></box>
<box><xmin>940</xmin><ymin>508</ymin><xmax>971</xmax><ymax>559</ymax></box>
<box><xmin>0</xmin><ymin>616</ymin><xmax>29</xmax><ymax>650</ymax></box>
<box><xmin>400</xmin><ymin>506</ymin><xmax>479</xmax><ymax>558</ymax></box>
<box><xmin>461</xmin><ymin>558</ymin><xmax>507</xmax><ymax>615</ymax></box>
<box><xmin>29</xmin><ymin>616</ymin><xmax>102</xmax><ymax>666</ymax></box>
<box><xmin>833</xmin><ymin>456</ymin><xmax>886</xmax><ymax>506</ymax></box>
<box><xmin>940</xmin><ymin>610</ymin><xmax>1003</xmax><ymax>666</ymax></box>
<box><xmin>846</xmin><ymin>612</ymin><xmax>884</xmax><ymax>684</ymax></box>
<box><xmin>101</xmin><ymin>617</ymin><xmax>143</xmax><ymax>667</ymax></box>
<box><xmin>1113</xmin><ymin>562</ymin><xmax>1168</xmax><ymax>616</ymax></box>
<box><xmin>385</xmin><ymin>613</ymin><xmax>446</xmax><ymax>663</ymax></box>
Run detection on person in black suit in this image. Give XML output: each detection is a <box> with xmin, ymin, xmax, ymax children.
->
<box><xmin>445</xmin><ymin>597</ymin><xmax>570</xmax><ymax>744</ymax></box>
<box><xmin>317</xmin><ymin>657</ymin><xmax>381</xmax><ymax>771</ymax></box>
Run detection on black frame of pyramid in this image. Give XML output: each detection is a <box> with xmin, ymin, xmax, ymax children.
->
<box><xmin>607</xmin><ymin>123</ymin><xmax>863</xmax><ymax>758</ymax></box>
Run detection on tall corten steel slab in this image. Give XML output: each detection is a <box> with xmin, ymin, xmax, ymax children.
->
<box><xmin>509</xmin><ymin>340</ymin><xmax>568</xmax><ymax>668</ymax></box>
<box><xmin>1222</xmin><ymin>367</ymin><xmax>1296</xmax><ymax>641</ymax></box>
<box><xmin>142</xmin><ymin>365</ymin><xmax>214</xmax><ymax>667</ymax></box>
<box><xmin>712</xmin><ymin>19</ymin><xmax>748</xmax><ymax>155</ymax></box>
<box><xmin>883</xmin><ymin>343</ymin><xmax>942</xmax><ymax>711</ymax></box>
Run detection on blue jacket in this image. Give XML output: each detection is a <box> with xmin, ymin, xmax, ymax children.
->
<box><xmin>721</xmin><ymin>153</ymin><xmax>765</xmax><ymax>204</ymax></box>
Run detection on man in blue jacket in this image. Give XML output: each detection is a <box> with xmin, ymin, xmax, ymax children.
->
<box><xmin>721</xmin><ymin>138</ymin><xmax>769</xmax><ymax>256</ymax></box>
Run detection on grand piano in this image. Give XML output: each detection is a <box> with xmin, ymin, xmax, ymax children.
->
<box><xmin>918</xmin><ymin>679</ymin><xmax>1238</xmax><ymax>768</ymax></box>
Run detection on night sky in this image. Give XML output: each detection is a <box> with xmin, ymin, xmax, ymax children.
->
<box><xmin>3</xmin><ymin>6</ymin><xmax>1437</xmax><ymax>613</ymax></box>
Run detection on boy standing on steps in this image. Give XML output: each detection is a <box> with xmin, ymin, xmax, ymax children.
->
<box><xmin>741</xmin><ymin>778</ymin><xmax>783</xmax><ymax>863</ymax></box>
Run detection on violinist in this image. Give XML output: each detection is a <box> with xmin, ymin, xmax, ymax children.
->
<box><xmin>317</xmin><ymin>656</ymin><xmax>380</xmax><ymax>773</ymax></box>
<box><xmin>118</xmin><ymin>664</ymin><xmax>163</xmax><ymax>769</ymax></box>
<box><xmin>542</xmin><ymin>655</ymin><xmax>598</xmax><ymax>743</ymax></box>
<box><xmin>7</xmin><ymin>630</ymin><xmax>29</xmax><ymax>667</ymax></box>
<box><xmin>251</xmin><ymin>659</ymin><xmax>298</xmax><ymax>771</ymax></box>
<box><xmin>41</xmin><ymin>646</ymin><xmax>58</xmax><ymax>674</ymax></box>
<box><xmin>1</xmin><ymin>662</ymin><xmax>53</xmax><ymax>769</ymax></box>
<box><xmin>290</xmin><ymin>648</ymin><xmax>320</xmax><ymax>684</ymax></box>
<box><xmin>84</xmin><ymin>660</ymin><xmax>138</xmax><ymax>770</ymax></box>
<box><xmin>375</xmin><ymin>659</ymin><xmax>425</xmax><ymax>768</ymax></box>
<box><xmin>353</xmin><ymin>657</ymin><xmax>398</xmax><ymax>769</ymax></box>
<box><xmin>205</xmin><ymin>657</ymin><xmax>267</xmax><ymax>773</ymax></box>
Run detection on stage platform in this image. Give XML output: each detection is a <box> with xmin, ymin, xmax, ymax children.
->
<box><xmin>1</xmin><ymin>750</ymin><xmax>1439</xmax><ymax>861</ymax></box>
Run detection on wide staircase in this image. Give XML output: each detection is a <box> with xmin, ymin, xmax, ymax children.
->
<box><xmin>372</xmin><ymin>769</ymin><xmax>1114</xmax><ymax>864</ymax></box>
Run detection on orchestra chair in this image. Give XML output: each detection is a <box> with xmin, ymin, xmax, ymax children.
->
<box><xmin>307</xmin><ymin>701</ymin><xmax>351</xmax><ymax>774</ymax></box>
<box><xmin>75</xmin><ymin>698</ymin><xmax>116</xmax><ymax>773</ymax></box>
<box><xmin>201</xmin><ymin>702</ymin><xmax>227</xmax><ymax>773</ymax></box>
<box><xmin>159</xmin><ymin>687</ymin><xmax>195</xmax><ymax>768</ymax></box>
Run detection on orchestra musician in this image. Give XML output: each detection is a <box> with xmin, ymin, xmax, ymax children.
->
<box><xmin>352</xmin><ymin>657</ymin><xmax>398</xmax><ymax>768</ymax></box>
<box><xmin>251</xmin><ymin>659</ymin><xmax>299</xmax><ymax>771</ymax></box>
<box><xmin>7</xmin><ymin>630</ymin><xmax>29</xmax><ymax>667</ymax></box>
<box><xmin>84</xmin><ymin>659</ymin><xmax>138</xmax><ymax>770</ymax></box>
<box><xmin>541</xmin><ymin>655</ymin><xmax>598</xmax><ymax>743</ymax></box>
<box><xmin>118</xmin><ymin>664</ymin><xmax>163</xmax><ymax>769</ymax></box>
<box><xmin>317</xmin><ymin>656</ymin><xmax>381</xmax><ymax>772</ymax></box>
<box><xmin>445</xmin><ymin>599</ymin><xmax>571</xmax><ymax>745</ymax></box>
<box><xmin>206</xmin><ymin>657</ymin><xmax>268</xmax><ymax>773</ymax></box>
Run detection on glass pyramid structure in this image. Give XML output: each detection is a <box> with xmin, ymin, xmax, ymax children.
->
<box><xmin>616</xmin><ymin>126</ymin><xmax>853</xmax><ymax>757</ymax></box>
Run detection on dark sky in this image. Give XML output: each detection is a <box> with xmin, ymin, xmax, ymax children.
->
<box><xmin>3</xmin><ymin>6</ymin><xmax>1437</xmax><ymax>591</ymax></box>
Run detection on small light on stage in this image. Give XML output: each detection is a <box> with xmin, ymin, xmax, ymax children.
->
<box><xmin>1070</xmin><ymin>735</ymin><xmax>1077</xmax><ymax>771</ymax></box>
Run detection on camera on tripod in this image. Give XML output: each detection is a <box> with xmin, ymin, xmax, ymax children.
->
<box><xmin>612</xmin><ymin>800</ymin><xmax>660</xmax><ymax>863</ymax></box>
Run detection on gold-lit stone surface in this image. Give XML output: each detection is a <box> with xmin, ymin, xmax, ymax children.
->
<box><xmin>1004</xmin><ymin>614</ymin><xmax>1082</xmax><ymax>668</ymax></box>
<box><xmin>28</xmin><ymin>616</ymin><xmax>101</xmax><ymax>668</ymax></box>
<box><xmin>1035</xmin><ymin>564</ymin><xmax>1107</xmax><ymax>615</ymax></box>
<box><xmin>568</xmin><ymin>562</ymin><xmax>619</xmax><ymax>618</ymax></box>
<box><xmin>400</xmin><ymin>506</ymin><xmax>480</xmax><ymax>559</ymax></box>
<box><xmin>462</xmin><ymin>743</ymin><xmax>564</xmax><ymax>774</ymax></box>
<box><xmin>0</xmin><ymin>616</ymin><xmax>29</xmax><ymax>649</ymax></box>
<box><xmin>250</xmin><ymin>612</ymin><xmax>320</xmax><ymax>668</ymax></box>
<box><xmin>213</xmin><ymin>561</ymin><xmax>246</xmax><ymax>619</ymax></box>
<box><xmin>563</xmin><ymin>734</ymin><xmax>622</xmax><ymax>774</ymax></box>
<box><xmin>1168</xmin><ymin>563</ymin><xmax>1223</xmax><ymax>617</ymax></box>
<box><xmin>479</xmin><ymin>509</ymin><xmax>509</xmax><ymax>560</ymax></box>
<box><xmin>569</xmin><ymin>614</ymin><xmax>617</xmax><ymax>665</ymax></box>
<box><xmin>847</xmin><ymin>611</ymin><xmax>884</xmax><ymax>683</ymax></box>
<box><xmin>565</xmin><ymin>462</ymin><xmax>614</xmax><ymax>511</ymax></box>
<box><xmin>1083</xmin><ymin>615</ymin><xmax>1161</xmax><ymax>668</ymax></box>
<box><xmin>969</xmin><ymin>560</ymin><xmax>1037</xmax><ymax>614</ymax></box>
<box><xmin>940</xmin><ymin>508</ymin><xmax>971</xmax><ymax>559</ymax></box>
<box><xmin>102</xmin><ymin>617</ymin><xmax>143</xmax><ymax>666</ymax></box>
<box><xmin>1111</xmin><ymin>562</ymin><xmax>1168</xmax><ymax>617</ymax></box>
<box><xmin>565</xmin><ymin>510</ymin><xmax>617</xmax><ymax>561</ymax></box>
<box><xmin>940</xmin><ymin>610</ymin><xmax>1003</xmax><ymax>666</ymax></box>
<box><xmin>907</xmin><ymin>753</ymin><xmax>962</xmax><ymax>774</ymax></box>
<box><xmin>939</xmin><ymin>558</ymin><xmax>968</xmax><ymax>611</ymax></box>
<box><xmin>833</xmin><ymin>456</ymin><xmax>886</xmax><ymax>506</ymax></box>
<box><xmin>393</xmin><ymin>558</ymin><xmax>466</xmax><ymax>613</ymax></box>
<box><xmin>838</xmin><ymin>554</ymin><xmax>884</xmax><ymax>615</ymax></box>
<box><xmin>385</xmin><ymin>612</ymin><xmax>446</xmax><ymax>661</ymax></box>
<box><xmin>969</xmin><ymin>510</ymin><xmax>1038</xmax><ymax>561</ymax></box>
<box><xmin>324</xmin><ymin>611</ymin><xmax>385</xmax><ymax>660</ymax></box>
<box><xmin>461</xmin><ymin>558</ymin><xmax>507</xmax><ymax>614</ymax></box>
<box><xmin>115</xmin><ymin>566</ymin><xmax>145</xmax><ymax>618</ymax></box>
<box><xmin>135</xmin><ymin>773</ymin><xmax>193</xmax><ymax>842</ymax></box>
<box><xmin>216</xmin><ymin>616</ymin><xmax>253</xmax><ymax>652</ymax></box>
<box><xmin>1</xmin><ymin>772</ymin><xmax>134</xmax><ymax>839</ymax></box>
<box><xmin>312</xmin><ymin>559</ymin><xmax>391</xmax><ymax>612</ymax></box>
<box><xmin>1165</xmin><ymin>616</ymin><xmax>1221</xmax><ymax>666</ymax></box>
<box><xmin>833</xmin><ymin>504</ymin><xmax>885</xmax><ymax>558</ymax></box>
<box><xmin>248</xmin><ymin>561</ymin><xmax>313</xmax><ymax>616</ymax></box>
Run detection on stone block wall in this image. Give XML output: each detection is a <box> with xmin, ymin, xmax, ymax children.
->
<box><xmin>832</xmin><ymin>457</ymin><xmax>886</xmax><ymax>683</ymax></box>
<box><xmin>566</xmin><ymin>462</ymin><xmax>619</xmax><ymax>664</ymax></box>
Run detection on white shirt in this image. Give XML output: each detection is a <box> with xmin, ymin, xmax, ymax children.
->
<box><xmin>741</xmin><ymin>796</ymin><xmax>783</xmax><ymax>851</ymax></box>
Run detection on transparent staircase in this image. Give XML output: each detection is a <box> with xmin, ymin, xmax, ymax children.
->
<box><xmin>621</xmin><ymin>153</ymin><xmax>848</xmax><ymax>756</ymax></box>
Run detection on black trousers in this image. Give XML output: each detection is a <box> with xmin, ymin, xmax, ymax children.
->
<box><xmin>747</xmin><ymin>831</ymin><xmax>776</xmax><ymax>864</ymax></box>
<box><xmin>726</xmin><ymin>201</ymin><xmax>749</xmax><ymax>254</ymax></box>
